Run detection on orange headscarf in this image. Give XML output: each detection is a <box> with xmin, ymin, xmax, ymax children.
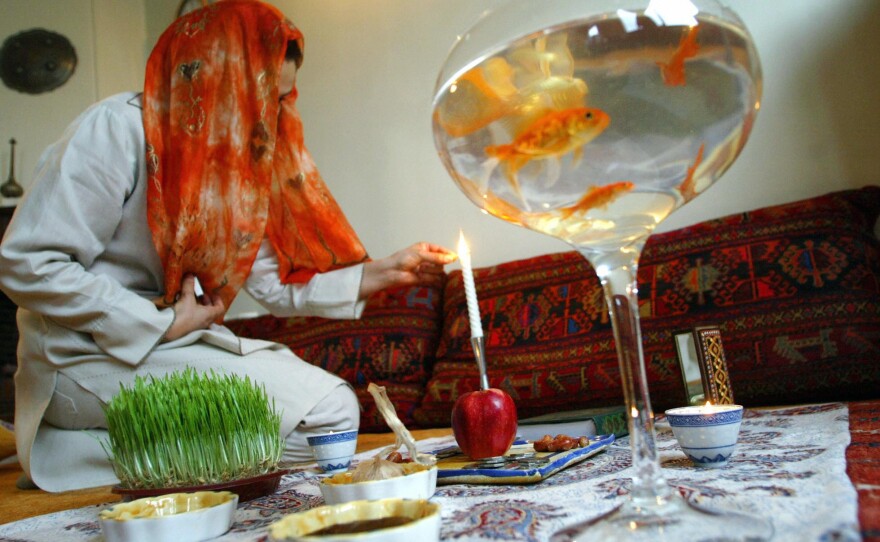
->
<box><xmin>144</xmin><ymin>0</ymin><xmax>367</xmax><ymax>310</ymax></box>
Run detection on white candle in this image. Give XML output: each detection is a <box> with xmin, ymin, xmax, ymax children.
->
<box><xmin>458</xmin><ymin>230</ymin><xmax>483</xmax><ymax>339</ymax></box>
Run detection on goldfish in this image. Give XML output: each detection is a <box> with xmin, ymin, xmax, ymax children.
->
<box><xmin>434</xmin><ymin>57</ymin><xmax>519</xmax><ymax>138</ymax></box>
<box><xmin>498</xmin><ymin>76</ymin><xmax>589</xmax><ymax>138</ymax></box>
<box><xmin>436</xmin><ymin>33</ymin><xmax>592</xmax><ymax>140</ymax></box>
<box><xmin>658</xmin><ymin>25</ymin><xmax>700</xmax><ymax>86</ymax></box>
<box><xmin>509</xmin><ymin>34</ymin><xmax>575</xmax><ymax>82</ymax></box>
<box><xmin>484</xmin><ymin>107</ymin><xmax>610</xmax><ymax>201</ymax></box>
<box><xmin>678</xmin><ymin>143</ymin><xmax>706</xmax><ymax>203</ymax></box>
<box><xmin>559</xmin><ymin>181</ymin><xmax>635</xmax><ymax>219</ymax></box>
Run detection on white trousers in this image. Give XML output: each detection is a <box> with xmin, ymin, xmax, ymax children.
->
<box><xmin>45</xmin><ymin>371</ymin><xmax>359</xmax><ymax>463</ymax></box>
<box><xmin>27</xmin><ymin>340</ymin><xmax>361</xmax><ymax>491</ymax></box>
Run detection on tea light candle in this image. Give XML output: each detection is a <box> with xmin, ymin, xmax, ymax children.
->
<box><xmin>457</xmin><ymin>230</ymin><xmax>483</xmax><ymax>339</ymax></box>
<box><xmin>667</xmin><ymin>402</ymin><xmax>739</xmax><ymax>415</ymax></box>
<box><xmin>664</xmin><ymin>403</ymin><xmax>744</xmax><ymax>468</ymax></box>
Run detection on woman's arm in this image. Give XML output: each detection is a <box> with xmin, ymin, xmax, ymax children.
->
<box><xmin>243</xmin><ymin>241</ymin><xmax>455</xmax><ymax>319</ymax></box>
<box><xmin>0</xmin><ymin>97</ymin><xmax>174</xmax><ymax>365</ymax></box>
<box><xmin>244</xmin><ymin>239</ymin><xmax>368</xmax><ymax>318</ymax></box>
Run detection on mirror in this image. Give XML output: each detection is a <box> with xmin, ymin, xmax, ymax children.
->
<box><xmin>674</xmin><ymin>325</ymin><xmax>735</xmax><ymax>405</ymax></box>
<box><xmin>675</xmin><ymin>331</ymin><xmax>705</xmax><ymax>405</ymax></box>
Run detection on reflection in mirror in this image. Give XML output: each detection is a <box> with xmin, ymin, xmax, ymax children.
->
<box><xmin>675</xmin><ymin>332</ymin><xmax>705</xmax><ymax>405</ymax></box>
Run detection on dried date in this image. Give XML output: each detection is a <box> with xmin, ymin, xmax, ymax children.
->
<box><xmin>384</xmin><ymin>451</ymin><xmax>412</xmax><ymax>463</ymax></box>
<box><xmin>532</xmin><ymin>433</ymin><xmax>590</xmax><ymax>452</ymax></box>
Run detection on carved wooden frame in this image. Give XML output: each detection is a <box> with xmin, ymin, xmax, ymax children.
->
<box><xmin>674</xmin><ymin>325</ymin><xmax>735</xmax><ymax>405</ymax></box>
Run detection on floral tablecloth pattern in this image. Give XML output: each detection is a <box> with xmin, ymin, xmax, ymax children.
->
<box><xmin>0</xmin><ymin>403</ymin><xmax>861</xmax><ymax>541</ymax></box>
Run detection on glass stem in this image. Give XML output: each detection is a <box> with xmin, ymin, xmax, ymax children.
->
<box><xmin>583</xmin><ymin>248</ymin><xmax>671</xmax><ymax>508</ymax></box>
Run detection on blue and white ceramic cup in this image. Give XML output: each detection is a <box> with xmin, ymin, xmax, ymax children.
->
<box><xmin>306</xmin><ymin>429</ymin><xmax>358</xmax><ymax>474</ymax></box>
<box><xmin>665</xmin><ymin>404</ymin><xmax>743</xmax><ymax>468</ymax></box>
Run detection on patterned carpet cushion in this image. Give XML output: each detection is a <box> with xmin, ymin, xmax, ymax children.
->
<box><xmin>225</xmin><ymin>284</ymin><xmax>444</xmax><ymax>432</ymax></box>
<box><xmin>414</xmin><ymin>187</ymin><xmax>880</xmax><ymax>427</ymax></box>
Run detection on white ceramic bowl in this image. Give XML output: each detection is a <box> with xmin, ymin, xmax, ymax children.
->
<box><xmin>319</xmin><ymin>463</ymin><xmax>438</xmax><ymax>505</ymax></box>
<box><xmin>99</xmin><ymin>490</ymin><xmax>238</xmax><ymax>542</ymax></box>
<box><xmin>665</xmin><ymin>404</ymin><xmax>744</xmax><ymax>468</ymax></box>
<box><xmin>307</xmin><ymin>429</ymin><xmax>358</xmax><ymax>474</ymax></box>
<box><xmin>268</xmin><ymin>498</ymin><xmax>440</xmax><ymax>542</ymax></box>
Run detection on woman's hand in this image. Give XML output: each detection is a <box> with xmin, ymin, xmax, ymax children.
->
<box><xmin>359</xmin><ymin>242</ymin><xmax>457</xmax><ymax>299</ymax></box>
<box><xmin>161</xmin><ymin>275</ymin><xmax>226</xmax><ymax>342</ymax></box>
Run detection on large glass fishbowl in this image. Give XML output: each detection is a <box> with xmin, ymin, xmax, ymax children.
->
<box><xmin>432</xmin><ymin>0</ymin><xmax>766</xmax><ymax>539</ymax></box>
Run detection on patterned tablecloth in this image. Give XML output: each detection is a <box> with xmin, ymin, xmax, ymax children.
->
<box><xmin>0</xmin><ymin>403</ymin><xmax>861</xmax><ymax>542</ymax></box>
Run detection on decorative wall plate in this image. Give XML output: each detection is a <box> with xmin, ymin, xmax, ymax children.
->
<box><xmin>0</xmin><ymin>28</ymin><xmax>77</xmax><ymax>94</ymax></box>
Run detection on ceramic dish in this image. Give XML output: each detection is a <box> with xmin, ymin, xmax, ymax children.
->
<box><xmin>268</xmin><ymin>498</ymin><xmax>440</xmax><ymax>542</ymax></box>
<box><xmin>99</xmin><ymin>490</ymin><xmax>238</xmax><ymax>542</ymax></box>
<box><xmin>319</xmin><ymin>462</ymin><xmax>437</xmax><ymax>504</ymax></box>
<box><xmin>307</xmin><ymin>429</ymin><xmax>358</xmax><ymax>474</ymax></box>
<box><xmin>665</xmin><ymin>404</ymin><xmax>744</xmax><ymax>467</ymax></box>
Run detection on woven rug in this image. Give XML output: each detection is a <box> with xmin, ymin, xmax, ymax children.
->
<box><xmin>0</xmin><ymin>403</ymin><xmax>860</xmax><ymax>541</ymax></box>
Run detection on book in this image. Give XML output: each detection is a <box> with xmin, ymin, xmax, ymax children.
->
<box><xmin>516</xmin><ymin>405</ymin><xmax>628</xmax><ymax>442</ymax></box>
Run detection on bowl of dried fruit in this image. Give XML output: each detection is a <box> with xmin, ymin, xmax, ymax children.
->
<box><xmin>319</xmin><ymin>383</ymin><xmax>438</xmax><ymax>504</ymax></box>
<box><xmin>319</xmin><ymin>452</ymin><xmax>437</xmax><ymax>505</ymax></box>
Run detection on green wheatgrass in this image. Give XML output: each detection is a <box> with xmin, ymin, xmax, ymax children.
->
<box><xmin>101</xmin><ymin>368</ymin><xmax>283</xmax><ymax>489</ymax></box>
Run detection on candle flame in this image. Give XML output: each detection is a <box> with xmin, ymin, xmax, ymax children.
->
<box><xmin>457</xmin><ymin>230</ymin><xmax>470</xmax><ymax>264</ymax></box>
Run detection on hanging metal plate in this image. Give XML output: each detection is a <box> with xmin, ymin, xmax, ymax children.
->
<box><xmin>0</xmin><ymin>28</ymin><xmax>77</xmax><ymax>95</ymax></box>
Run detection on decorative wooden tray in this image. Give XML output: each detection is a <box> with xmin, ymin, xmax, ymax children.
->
<box><xmin>431</xmin><ymin>434</ymin><xmax>614</xmax><ymax>485</ymax></box>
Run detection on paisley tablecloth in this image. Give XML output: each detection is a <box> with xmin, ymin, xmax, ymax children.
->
<box><xmin>0</xmin><ymin>403</ymin><xmax>861</xmax><ymax>541</ymax></box>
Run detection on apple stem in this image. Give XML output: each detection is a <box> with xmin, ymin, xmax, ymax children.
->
<box><xmin>470</xmin><ymin>336</ymin><xmax>490</xmax><ymax>390</ymax></box>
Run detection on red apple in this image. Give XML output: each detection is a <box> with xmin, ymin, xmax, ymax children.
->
<box><xmin>451</xmin><ymin>388</ymin><xmax>518</xmax><ymax>459</ymax></box>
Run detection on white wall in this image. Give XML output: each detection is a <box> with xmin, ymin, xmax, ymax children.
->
<box><xmin>0</xmin><ymin>0</ymin><xmax>148</xmax><ymax>207</ymax></box>
<box><xmin>218</xmin><ymin>0</ymin><xmax>878</xmax><ymax>316</ymax></box>
<box><xmin>3</xmin><ymin>1</ymin><xmax>878</xmax><ymax>318</ymax></box>
<box><xmin>1</xmin><ymin>0</ymin><xmax>95</xmax><ymax>207</ymax></box>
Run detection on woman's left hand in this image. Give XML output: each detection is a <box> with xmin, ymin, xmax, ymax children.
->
<box><xmin>359</xmin><ymin>242</ymin><xmax>457</xmax><ymax>298</ymax></box>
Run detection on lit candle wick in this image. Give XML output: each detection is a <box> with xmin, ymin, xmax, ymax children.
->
<box><xmin>458</xmin><ymin>230</ymin><xmax>483</xmax><ymax>339</ymax></box>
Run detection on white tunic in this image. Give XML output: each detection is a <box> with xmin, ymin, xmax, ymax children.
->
<box><xmin>0</xmin><ymin>92</ymin><xmax>366</xmax><ymax>492</ymax></box>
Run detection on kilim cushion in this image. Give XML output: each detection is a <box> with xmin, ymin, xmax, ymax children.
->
<box><xmin>225</xmin><ymin>284</ymin><xmax>444</xmax><ymax>432</ymax></box>
<box><xmin>413</xmin><ymin>187</ymin><xmax>880</xmax><ymax>427</ymax></box>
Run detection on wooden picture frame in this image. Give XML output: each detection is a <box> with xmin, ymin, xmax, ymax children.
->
<box><xmin>673</xmin><ymin>325</ymin><xmax>735</xmax><ymax>405</ymax></box>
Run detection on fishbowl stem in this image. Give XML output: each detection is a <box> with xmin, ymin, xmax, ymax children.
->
<box><xmin>579</xmin><ymin>247</ymin><xmax>671</xmax><ymax>505</ymax></box>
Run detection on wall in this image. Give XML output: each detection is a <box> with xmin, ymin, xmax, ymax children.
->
<box><xmin>0</xmin><ymin>0</ymin><xmax>148</xmax><ymax>207</ymax></box>
<box><xmin>271</xmin><ymin>0</ymin><xmax>878</xmax><ymax>254</ymax></box>
<box><xmin>219</xmin><ymin>0</ymin><xmax>879</xmax><ymax>317</ymax></box>
<box><xmin>3</xmin><ymin>1</ymin><xmax>878</xmax><ymax>318</ymax></box>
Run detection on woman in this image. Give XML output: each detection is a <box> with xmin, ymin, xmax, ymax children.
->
<box><xmin>0</xmin><ymin>0</ymin><xmax>454</xmax><ymax>492</ymax></box>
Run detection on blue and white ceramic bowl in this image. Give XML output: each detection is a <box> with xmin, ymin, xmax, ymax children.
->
<box><xmin>665</xmin><ymin>404</ymin><xmax>743</xmax><ymax>468</ymax></box>
<box><xmin>307</xmin><ymin>430</ymin><xmax>358</xmax><ymax>474</ymax></box>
